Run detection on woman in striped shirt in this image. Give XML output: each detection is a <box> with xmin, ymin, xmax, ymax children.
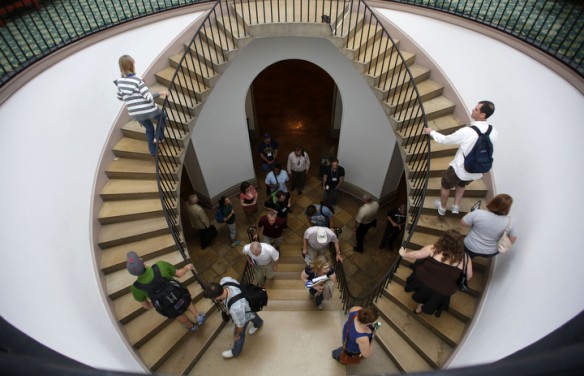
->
<box><xmin>116</xmin><ymin>55</ymin><xmax>169</xmax><ymax>156</ymax></box>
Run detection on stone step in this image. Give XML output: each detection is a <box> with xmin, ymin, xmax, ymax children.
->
<box><xmin>113</xmin><ymin>137</ymin><xmax>182</xmax><ymax>162</ymax></box>
<box><xmin>374</xmin><ymin>311</ymin><xmax>434</xmax><ymax>373</ymax></box>
<box><xmin>416</xmin><ymin>195</ymin><xmax>484</xmax><ymax>217</ymax></box>
<box><xmin>393</xmin><ymin>96</ymin><xmax>455</xmax><ymax>128</ymax></box>
<box><xmin>263</xmin><ymin>298</ymin><xmax>343</xmax><ymax>311</ymax></box>
<box><xmin>413</xmin><ymin>213</ymin><xmax>470</xmax><ymax>237</ymax></box>
<box><xmin>98</xmin><ymin>199</ymin><xmax>171</xmax><ymax>225</ymax></box>
<box><xmin>156</xmin><ymin>66</ymin><xmax>210</xmax><ymax>99</ymax></box>
<box><xmin>277</xmin><ymin>263</ymin><xmax>306</xmax><ymax>273</ymax></box>
<box><xmin>404</xmin><ymin>141</ymin><xmax>457</xmax><ymax>161</ymax></box>
<box><xmin>121</xmin><ymin>121</ymin><xmax>190</xmax><ymax>147</ymax></box>
<box><xmin>106</xmin><ymin>252</ymin><xmax>187</xmax><ymax>299</ymax></box>
<box><xmin>264</xmin><ymin>278</ymin><xmax>306</xmax><ymax>290</ymax></box>
<box><xmin>100</xmin><ymin>234</ymin><xmax>179</xmax><ymax>273</ymax></box>
<box><xmin>187</xmin><ymin>36</ymin><xmax>228</xmax><ymax>68</ymax></box>
<box><xmin>388</xmin><ymin>79</ymin><xmax>444</xmax><ymax>112</ymax></box>
<box><xmin>265</xmin><ymin>288</ymin><xmax>312</xmax><ymax>300</ymax></box>
<box><xmin>397</xmin><ymin>114</ymin><xmax>464</xmax><ymax>146</ymax></box>
<box><xmin>407</xmin><ymin>155</ymin><xmax>452</xmax><ymax>178</ymax></box>
<box><xmin>154</xmin><ymin>307</ymin><xmax>224</xmax><ymax>375</ymax></box>
<box><xmin>137</xmin><ymin>300</ymin><xmax>214</xmax><ymax>371</ymax></box>
<box><xmin>124</xmin><ymin>283</ymin><xmax>210</xmax><ymax>348</ymax></box>
<box><xmin>100</xmin><ymin>179</ymin><xmax>176</xmax><ymax>201</ymax></box>
<box><xmin>409</xmin><ymin>177</ymin><xmax>487</xmax><ymax>198</ymax></box>
<box><xmin>150</xmin><ymin>83</ymin><xmax>202</xmax><ymax>117</ymax></box>
<box><xmin>199</xmin><ymin>23</ymin><xmax>237</xmax><ymax>52</ymax></box>
<box><xmin>98</xmin><ymin>217</ymin><xmax>173</xmax><ymax>249</ymax></box>
<box><xmin>375</xmin><ymin>296</ymin><xmax>451</xmax><ymax>369</ymax></box>
<box><xmin>105</xmin><ymin>157</ymin><xmax>179</xmax><ymax>180</ymax></box>
<box><xmin>367</xmin><ymin>50</ymin><xmax>416</xmax><ymax>82</ymax></box>
<box><xmin>169</xmin><ymin>52</ymin><xmax>219</xmax><ymax>84</ymax></box>
<box><xmin>377</xmin><ymin>64</ymin><xmax>431</xmax><ymax>99</ymax></box>
<box><xmin>384</xmin><ymin>283</ymin><xmax>466</xmax><ymax>347</ymax></box>
<box><xmin>271</xmin><ymin>271</ymin><xmax>302</xmax><ymax>280</ymax></box>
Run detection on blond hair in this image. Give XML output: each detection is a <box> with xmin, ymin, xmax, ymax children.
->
<box><xmin>119</xmin><ymin>55</ymin><xmax>135</xmax><ymax>76</ymax></box>
<box><xmin>309</xmin><ymin>255</ymin><xmax>330</xmax><ymax>274</ymax></box>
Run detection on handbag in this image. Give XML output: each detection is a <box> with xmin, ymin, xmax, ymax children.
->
<box><xmin>497</xmin><ymin>217</ymin><xmax>513</xmax><ymax>253</ymax></box>
<box><xmin>339</xmin><ymin>313</ymin><xmax>362</xmax><ymax>365</ymax></box>
<box><xmin>458</xmin><ymin>254</ymin><xmax>469</xmax><ymax>292</ymax></box>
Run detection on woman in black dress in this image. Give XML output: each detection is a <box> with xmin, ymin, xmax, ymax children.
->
<box><xmin>399</xmin><ymin>229</ymin><xmax>472</xmax><ymax>317</ymax></box>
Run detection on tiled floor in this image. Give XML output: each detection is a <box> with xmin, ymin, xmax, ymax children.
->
<box><xmin>183</xmin><ymin>59</ymin><xmax>404</xmax><ymax>295</ymax></box>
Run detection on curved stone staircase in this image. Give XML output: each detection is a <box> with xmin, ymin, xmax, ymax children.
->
<box><xmin>96</xmin><ymin>1</ymin><xmax>492</xmax><ymax>373</ymax></box>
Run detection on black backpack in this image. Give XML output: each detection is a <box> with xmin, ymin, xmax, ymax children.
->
<box><xmin>133</xmin><ymin>264</ymin><xmax>191</xmax><ymax>317</ymax></box>
<box><xmin>464</xmin><ymin>125</ymin><xmax>494</xmax><ymax>173</ymax></box>
<box><xmin>222</xmin><ymin>282</ymin><xmax>268</xmax><ymax>312</ymax></box>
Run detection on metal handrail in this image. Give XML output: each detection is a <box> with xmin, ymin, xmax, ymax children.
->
<box><xmin>387</xmin><ymin>0</ymin><xmax>584</xmax><ymax>77</ymax></box>
<box><xmin>0</xmin><ymin>0</ymin><xmax>212</xmax><ymax>87</ymax></box>
<box><xmin>154</xmin><ymin>0</ymin><xmax>431</xmax><ymax>312</ymax></box>
<box><xmin>1</xmin><ymin>0</ymin><xmax>582</xmax><ymax>89</ymax></box>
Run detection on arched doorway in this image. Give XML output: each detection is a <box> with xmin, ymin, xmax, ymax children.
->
<box><xmin>246</xmin><ymin>59</ymin><xmax>341</xmax><ymax>180</ymax></box>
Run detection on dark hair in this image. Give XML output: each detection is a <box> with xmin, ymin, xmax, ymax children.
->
<box><xmin>479</xmin><ymin>100</ymin><xmax>495</xmax><ymax>119</ymax></box>
<box><xmin>305</xmin><ymin>205</ymin><xmax>317</xmax><ymax>216</ymax></box>
<box><xmin>275</xmin><ymin>191</ymin><xmax>287</xmax><ymax>200</ymax></box>
<box><xmin>203</xmin><ymin>282</ymin><xmax>224</xmax><ymax>299</ymax></box>
<box><xmin>487</xmin><ymin>194</ymin><xmax>513</xmax><ymax>215</ymax></box>
<box><xmin>357</xmin><ymin>306</ymin><xmax>380</xmax><ymax>324</ymax></box>
<box><xmin>218</xmin><ymin>196</ymin><xmax>227</xmax><ymax>207</ymax></box>
<box><xmin>433</xmin><ymin>229</ymin><xmax>465</xmax><ymax>264</ymax></box>
<box><xmin>330</xmin><ymin>158</ymin><xmax>339</xmax><ymax>165</ymax></box>
<box><xmin>273</xmin><ymin>162</ymin><xmax>282</xmax><ymax>171</ymax></box>
<box><xmin>240</xmin><ymin>181</ymin><xmax>250</xmax><ymax>194</ymax></box>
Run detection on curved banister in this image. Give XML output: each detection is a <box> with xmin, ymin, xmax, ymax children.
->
<box><xmin>153</xmin><ymin>0</ymin><xmax>431</xmax><ymax>312</ymax></box>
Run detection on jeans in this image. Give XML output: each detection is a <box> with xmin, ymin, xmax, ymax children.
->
<box><xmin>309</xmin><ymin>287</ymin><xmax>325</xmax><ymax>306</ymax></box>
<box><xmin>231</xmin><ymin>314</ymin><xmax>263</xmax><ymax>357</ymax></box>
<box><xmin>379</xmin><ymin>224</ymin><xmax>401</xmax><ymax>249</ymax></box>
<box><xmin>138</xmin><ymin>110</ymin><xmax>166</xmax><ymax>155</ymax></box>
<box><xmin>227</xmin><ymin>222</ymin><xmax>237</xmax><ymax>241</ymax></box>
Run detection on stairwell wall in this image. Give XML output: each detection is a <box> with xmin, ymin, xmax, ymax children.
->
<box><xmin>0</xmin><ymin>12</ymin><xmax>203</xmax><ymax>372</ymax></box>
<box><xmin>190</xmin><ymin>36</ymin><xmax>397</xmax><ymax>200</ymax></box>
<box><xmin>376</xmin><ymin>8</ymin><xmax>584</xmax><ymax>367</ymax></box>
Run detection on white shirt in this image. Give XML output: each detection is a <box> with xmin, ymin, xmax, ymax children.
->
<box><xmin>287</xmin><ymin>151</ymin><xmax>310</xmax><ymax>172</ymax></box>
<box><xmin>242</xmin><ymin>243</ymin><xmax>279</xmax><ymax>266</ymax></box>
<box><xmin>429</xmin><ymin>121</ymin><xmax>498</xmax><ymax>181</ymax></box>
<box><xmin>265</xmin><ymin>170</ymin><xmax>289</xmax><ymax>193</ymax></box>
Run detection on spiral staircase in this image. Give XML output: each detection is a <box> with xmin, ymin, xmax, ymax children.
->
<box><xmin>96</xmin><ymin>1</ymin><xmax>493</xmax><ymax>373</ymax></box>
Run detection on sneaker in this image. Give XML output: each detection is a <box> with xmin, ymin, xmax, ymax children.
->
<box><xmin>231</xmin><ymin>240</ymin><xmax>241</xmax><ymax>248</ymax></box>
<box><xmin>451</xmin><ymin>205</ymin><xmax>460</xmax><ymax>214</ymax></box>
<box><xmin>153</xmin><ymin>138</ymin><xmax>158</xmax><ymax>144</ymax></box>
<box><xmin>318</xmin><ymin>303</ymin><xmax>324</xmax><ymax>311</ymax></box>
<box><xmin>197</xmin><ymin>313</ymin><xmax>206</xmax><ymax>325</ymax></box>
<box><xmin>434</xmin><ymin>199</ymin><xmax>446</xmax><ymax>216</ymax></box>
<box><xmin>189</xmin><ymin>324</ymin><xmax>198</xmax><ymax>333</ymax></box>
<box><xmin>248</xmin><ymin>325</ymin><xmax>259</xmax><ymax>335</ymax></box>
<box><xmin>222</xmin><ymin>350</ymin><xmax>234</xmax><ymax>359</ymax></box>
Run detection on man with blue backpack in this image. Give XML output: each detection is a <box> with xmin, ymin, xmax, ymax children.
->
<box><xmin>423</xmin><ymin>101</ymin><xmax>498</xmax><ymax>216</ymax></box>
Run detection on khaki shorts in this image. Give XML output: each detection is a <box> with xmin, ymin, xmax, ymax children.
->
<box><xmin>441</xmin><ymin>166</ymin><xmax>472</xmax><ymax>189</ymax></box>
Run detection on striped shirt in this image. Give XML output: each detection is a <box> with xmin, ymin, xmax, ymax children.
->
<box><xmin>116</xmin><ymin>75</ymin><xmax>161</xmax><ymax>121</ymax></box>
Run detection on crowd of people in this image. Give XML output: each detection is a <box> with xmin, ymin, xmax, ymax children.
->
<box><xmin>118</xmin><ymin>79</ymin><xmax>518</xmax><ymax>363</ymax></box>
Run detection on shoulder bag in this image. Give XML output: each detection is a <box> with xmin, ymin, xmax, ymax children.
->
<box><xmin>497</xmin><ymin>217</ymin><xmax>513</xmax><ymax>253</ymax></box>
<box><xmin>458</xmin><ymin>254</ymin><xmax>469</xmax><ymax>292</ymax></box>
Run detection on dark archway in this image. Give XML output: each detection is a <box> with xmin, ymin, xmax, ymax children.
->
<box><xmin>249</xmin><ymin>59</ymin><xmax>340</xmax><ymax>179</ymax></box>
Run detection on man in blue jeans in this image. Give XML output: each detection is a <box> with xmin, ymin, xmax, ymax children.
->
<box><xmin>204</xmin><ymin>276</ymin><xmax>263</xmax><ymax>359</ymax></box>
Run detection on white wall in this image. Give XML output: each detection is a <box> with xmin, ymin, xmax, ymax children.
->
<box><xmin>377</xmin><ymin>9</ymin><xmax>584</xmax><ymax>367</ymax></box>
<box><xmin>192</xmin><ymin>36</ymin><xmax>396</xmax><ymax>199</ymax></box>
<box><xmin>0</xmin><ymin>12</ymin><xmax>202</xmax><ymax>371</ymax></box>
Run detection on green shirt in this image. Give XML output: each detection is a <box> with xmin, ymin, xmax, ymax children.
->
<box><xmin>130</xmin><ymin>261</ymin><xmax>177</xmax><ymax>302</ymax></box>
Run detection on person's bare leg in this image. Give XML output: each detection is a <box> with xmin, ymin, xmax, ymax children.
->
<box><xmin>454</xmin><ymin>186</ymin><xmax>466</xmax><ymax>207</ymax></box>
<box><xmin>175</xmin><ymin>314</ymin><xmax>195</xmax><ymax>329</ymax></box>
<box><xmin>440</xmin><ymin>186</ymin><xmax>450</xmax><ymax>209</ymax></box>
<box><xmin>186</xmin><ymin>303</ymin><xmax>199</xmax><ymax>317</ymax></box>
